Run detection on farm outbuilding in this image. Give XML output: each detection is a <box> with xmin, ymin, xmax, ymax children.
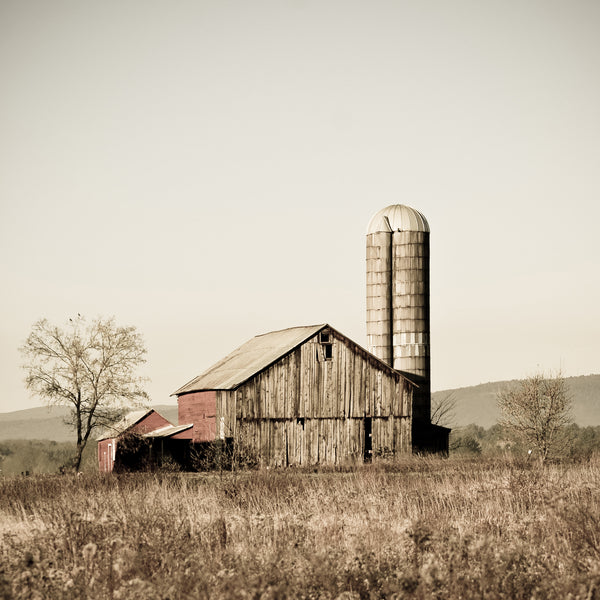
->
<box><xmin>173</xmin><ymin>324</ymin><xmax>415</xmax><ymax>467</ymax></box>
<box><xmin>97</xmin><ymin>409</ymin><xmax>193</xmax><ymax>472</ymax></box>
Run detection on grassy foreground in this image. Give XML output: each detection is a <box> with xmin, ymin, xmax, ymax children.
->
<box><xmin>1</xmin><ymin>456</ymin><xmax>599</xmax><ymax>599</ymax></box>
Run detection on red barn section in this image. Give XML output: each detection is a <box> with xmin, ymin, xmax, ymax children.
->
<box><xmin>97</xmin><ymin>409</ymin><xmax>174</xmax><ymax>473</ymax></box>
<box><xmin>177</xmin><ymin>391</ymin><xmax>217</xmax><ymax>442</ymax></box>
<box><xmin>129</xmin><ymin>410</ymin><xmax>172</xmax><ymax>434</ymax></box>
<box><xmin>98</xmin><ymin>438</ymin><xmax>116</xmax><ymax>473</ymax></box>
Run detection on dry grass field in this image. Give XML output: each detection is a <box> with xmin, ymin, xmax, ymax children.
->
<box><xmin>1</xmin><ymin>456</ymin><xmax>599</xmax><ymax>599</ymax></box>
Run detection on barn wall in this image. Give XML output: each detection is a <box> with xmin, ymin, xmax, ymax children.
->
<box><xmin>178</xmin><ymin>391</ymin><xmax>217</xmax><ymax>442</ymax></box>
<box><xmin>232</xmin><ymin>334</ymin><xmax>410</xmax><ymax>419</ymax></box>
<box><xmin>233</xmin><ymin>415</ymin><xmax>412</xmax><ymax>466</ymax></box>
<box><xmin>130</xmin><ymin>411</ymin><xmax>172</xmax><ymax>435</ymax></box>
<box><xmin>227</xmin><ymin>331</ymin><xmax>412</xmax><ymax>466</ymax></box>
<box><xmin>98</xmin><ymin>438</ymin><xmax>116</xmax><ymax>473</ymax></box>
<box><xmin>216</xmin><ymin>390</ymin><xmax>235</xmax><ymax>440</ymax></box>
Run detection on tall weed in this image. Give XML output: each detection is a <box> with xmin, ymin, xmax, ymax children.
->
<box><xmin>1</xmin><ymin>456</ymin><xmax>599</xmax><ymax>599</ymax></box>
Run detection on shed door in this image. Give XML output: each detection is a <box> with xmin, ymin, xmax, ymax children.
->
<box><xmin>107</xmin><ymin>443</ymin><xmax>113</xmax><ymax>472</ymax></box>
<box><xmin>364</xmin><ymin>418</ymin><xmax>373</xmax><ymax>462</ymax></box>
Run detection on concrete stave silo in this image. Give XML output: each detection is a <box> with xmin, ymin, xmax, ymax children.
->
<box><xmin>366</xmin><ymin>204</ymin><xmax>432</xmax><ymax>434</ymax></box>
<box><xmin>366</xmin><ymin>220</ymin><xmax>393</xmax><ymax>366</ymax></box>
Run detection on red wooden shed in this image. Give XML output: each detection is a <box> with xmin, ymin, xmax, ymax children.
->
<box><xmin>97</xmin><ymin>409</ymin><xmax>173</xmax><ymax>472</ymax></box>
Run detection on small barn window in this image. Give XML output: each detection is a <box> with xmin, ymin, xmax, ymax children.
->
<box><xmin>319</xmin><ymin>329</ymin><xmax>333</xmax><ymax>361</ymax></box>
<box><xmin>319</xmin><ymin>331</ymin><xmax>331</xmax><ymax>344</ymax></box>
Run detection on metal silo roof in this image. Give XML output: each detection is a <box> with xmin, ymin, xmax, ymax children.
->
<box><xmin>366</xmin><ymin>204</ymin><xmax>429</xmax><ymax>234</ymax></box>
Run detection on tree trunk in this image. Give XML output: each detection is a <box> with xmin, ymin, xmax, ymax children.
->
<box><xmin>74</xmin><ymin>442</ymin><xmax>84</xmax><ymax>472</ymax></box>
<box><xmin>75</xmin><ymin>393</ymin><xmax>83</xmax><ymax>472</ymax></box>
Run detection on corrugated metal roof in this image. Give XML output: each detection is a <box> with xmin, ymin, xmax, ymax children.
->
<box><xmin>144</xmin><ymin>423</ymin><xmax>193</xmax><ymax>438</ymax></box>
<box><xmin>173</xmin><ymin>324</ymin><xmax>327</xmax><ymax>395</ymax></box>
<box><xmin>367</xmin><ymin>204</ymin><xmax>429</xmax><ymax>234</ymax></box>
<box><xmin>96</xmin><ymin>409</ymin><xmax>154</xmax><ymax>441</ymax></box>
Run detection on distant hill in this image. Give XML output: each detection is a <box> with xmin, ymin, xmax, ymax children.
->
<box><xmin>433</xmin><ymin>374</ymin><xmax>600</xmax><ymax>429</ymax></box>
<box><xmin>0</xmin><ymin>405</ymin><xmax>179</xmax><ymax>442</ymax></box>
<box><xmin>0</xmin><ymin>374</ymin><xmax>598</xmax><ymax>440</ymax></box>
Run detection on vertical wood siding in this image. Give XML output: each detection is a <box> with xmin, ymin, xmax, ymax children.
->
<box><xmin>214</xmin><ymin>331</ymin><xmax>412</xmax><ymax>466</ymax></box>
<box><xmin>98</xmin><ymin>438</ymin><xmax>115</xmax><ymax>472</ymax></box>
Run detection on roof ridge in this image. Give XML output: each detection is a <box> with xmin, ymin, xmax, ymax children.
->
<box><xmin>254</xmin><ymin>323</ymin><xmax>327</xmax><ymax>338</ymax></box>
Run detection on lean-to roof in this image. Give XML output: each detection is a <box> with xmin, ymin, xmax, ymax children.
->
<box><xmin>143</xmin><ymin>423</ymin><xmax>193</xmax><ymax>438</ymax></box>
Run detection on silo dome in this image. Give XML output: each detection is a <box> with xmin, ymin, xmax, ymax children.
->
<box><xmin>367</xmin><ymin>204</ymin><xmax>429</xmax><ymax>234</ymax></box>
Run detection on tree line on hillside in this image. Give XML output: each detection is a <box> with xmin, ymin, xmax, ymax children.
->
<box><xmin>450</xmin><ymin>423</ymin><xmax>600</xmax><ymax>459</ymax></box>
<box><xmin>436</xmin><ymin>372</ymin><xmax>589</xmax><ymax>462</ymax></box>
<box><xmin>0</xmin><ymin>440</ymin><xmax>97</xmax><ymax>475</ymax></box>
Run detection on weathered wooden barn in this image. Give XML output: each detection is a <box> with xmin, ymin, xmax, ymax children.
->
<box><xmin>172</xmin><ymin>324</ymin><xmax>414</xmax><ymax>467</ymax></box>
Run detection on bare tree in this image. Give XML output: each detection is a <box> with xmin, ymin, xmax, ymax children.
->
<box><xmin>431</xmin><ymin>392</ymin><xmax>457</xmax><ymax>428</ymax></box>
<box><xmin>20</xmin><ymin>316</ymin><xmax>149</xmax><ymax>471</ymax></box>
<box><xmin>497</xmin><ymin>372</ymin><xmax>572</xmax><ymax>461</ymax></box>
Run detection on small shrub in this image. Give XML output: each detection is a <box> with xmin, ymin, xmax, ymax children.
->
<box><xmin>450</xmin><ymin>435</ymin><xmax>482</xmax><ymax>455</ymax></box>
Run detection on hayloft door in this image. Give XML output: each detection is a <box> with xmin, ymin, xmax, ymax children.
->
<box><xmin>364</xmin><ymin>418</ymin><xmax>373</xmax><ymax>462</ymax></box>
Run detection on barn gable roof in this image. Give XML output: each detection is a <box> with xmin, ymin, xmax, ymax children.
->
<box><xmin>96</xmin><ymin>409</ymin><xmax>172</xmax><ymax>441</ymax></box>
<box><xmin>96</xmin><ymin>409</ymin><xmax>151</xmax><ymax>441</ymax></box>
<box><xmin>173</xmin><ymin>324</ymin><xmax>413</xmax><ymax>395</ymax></box>
<box><xmin>173</xmin><ymin>325</ymin><xmax>324</xmax><ymax>394</ymax></box>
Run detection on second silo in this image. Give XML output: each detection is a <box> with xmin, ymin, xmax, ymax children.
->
<box><xmin>366</xmin><ymin>204</ymin><xmax>431</xmax><ymax>424</ymax></box>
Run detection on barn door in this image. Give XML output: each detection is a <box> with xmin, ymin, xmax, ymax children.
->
<box><xmin>364</xmin><ymin>418</ymin><xmax>373</xmax><ymax>462</ymax></box>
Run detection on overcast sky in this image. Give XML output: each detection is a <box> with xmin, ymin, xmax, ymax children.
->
<box><xmin>1</xmin><ymin>0</ymin><xmax>599</xmax><ymax>413</ymax></box>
